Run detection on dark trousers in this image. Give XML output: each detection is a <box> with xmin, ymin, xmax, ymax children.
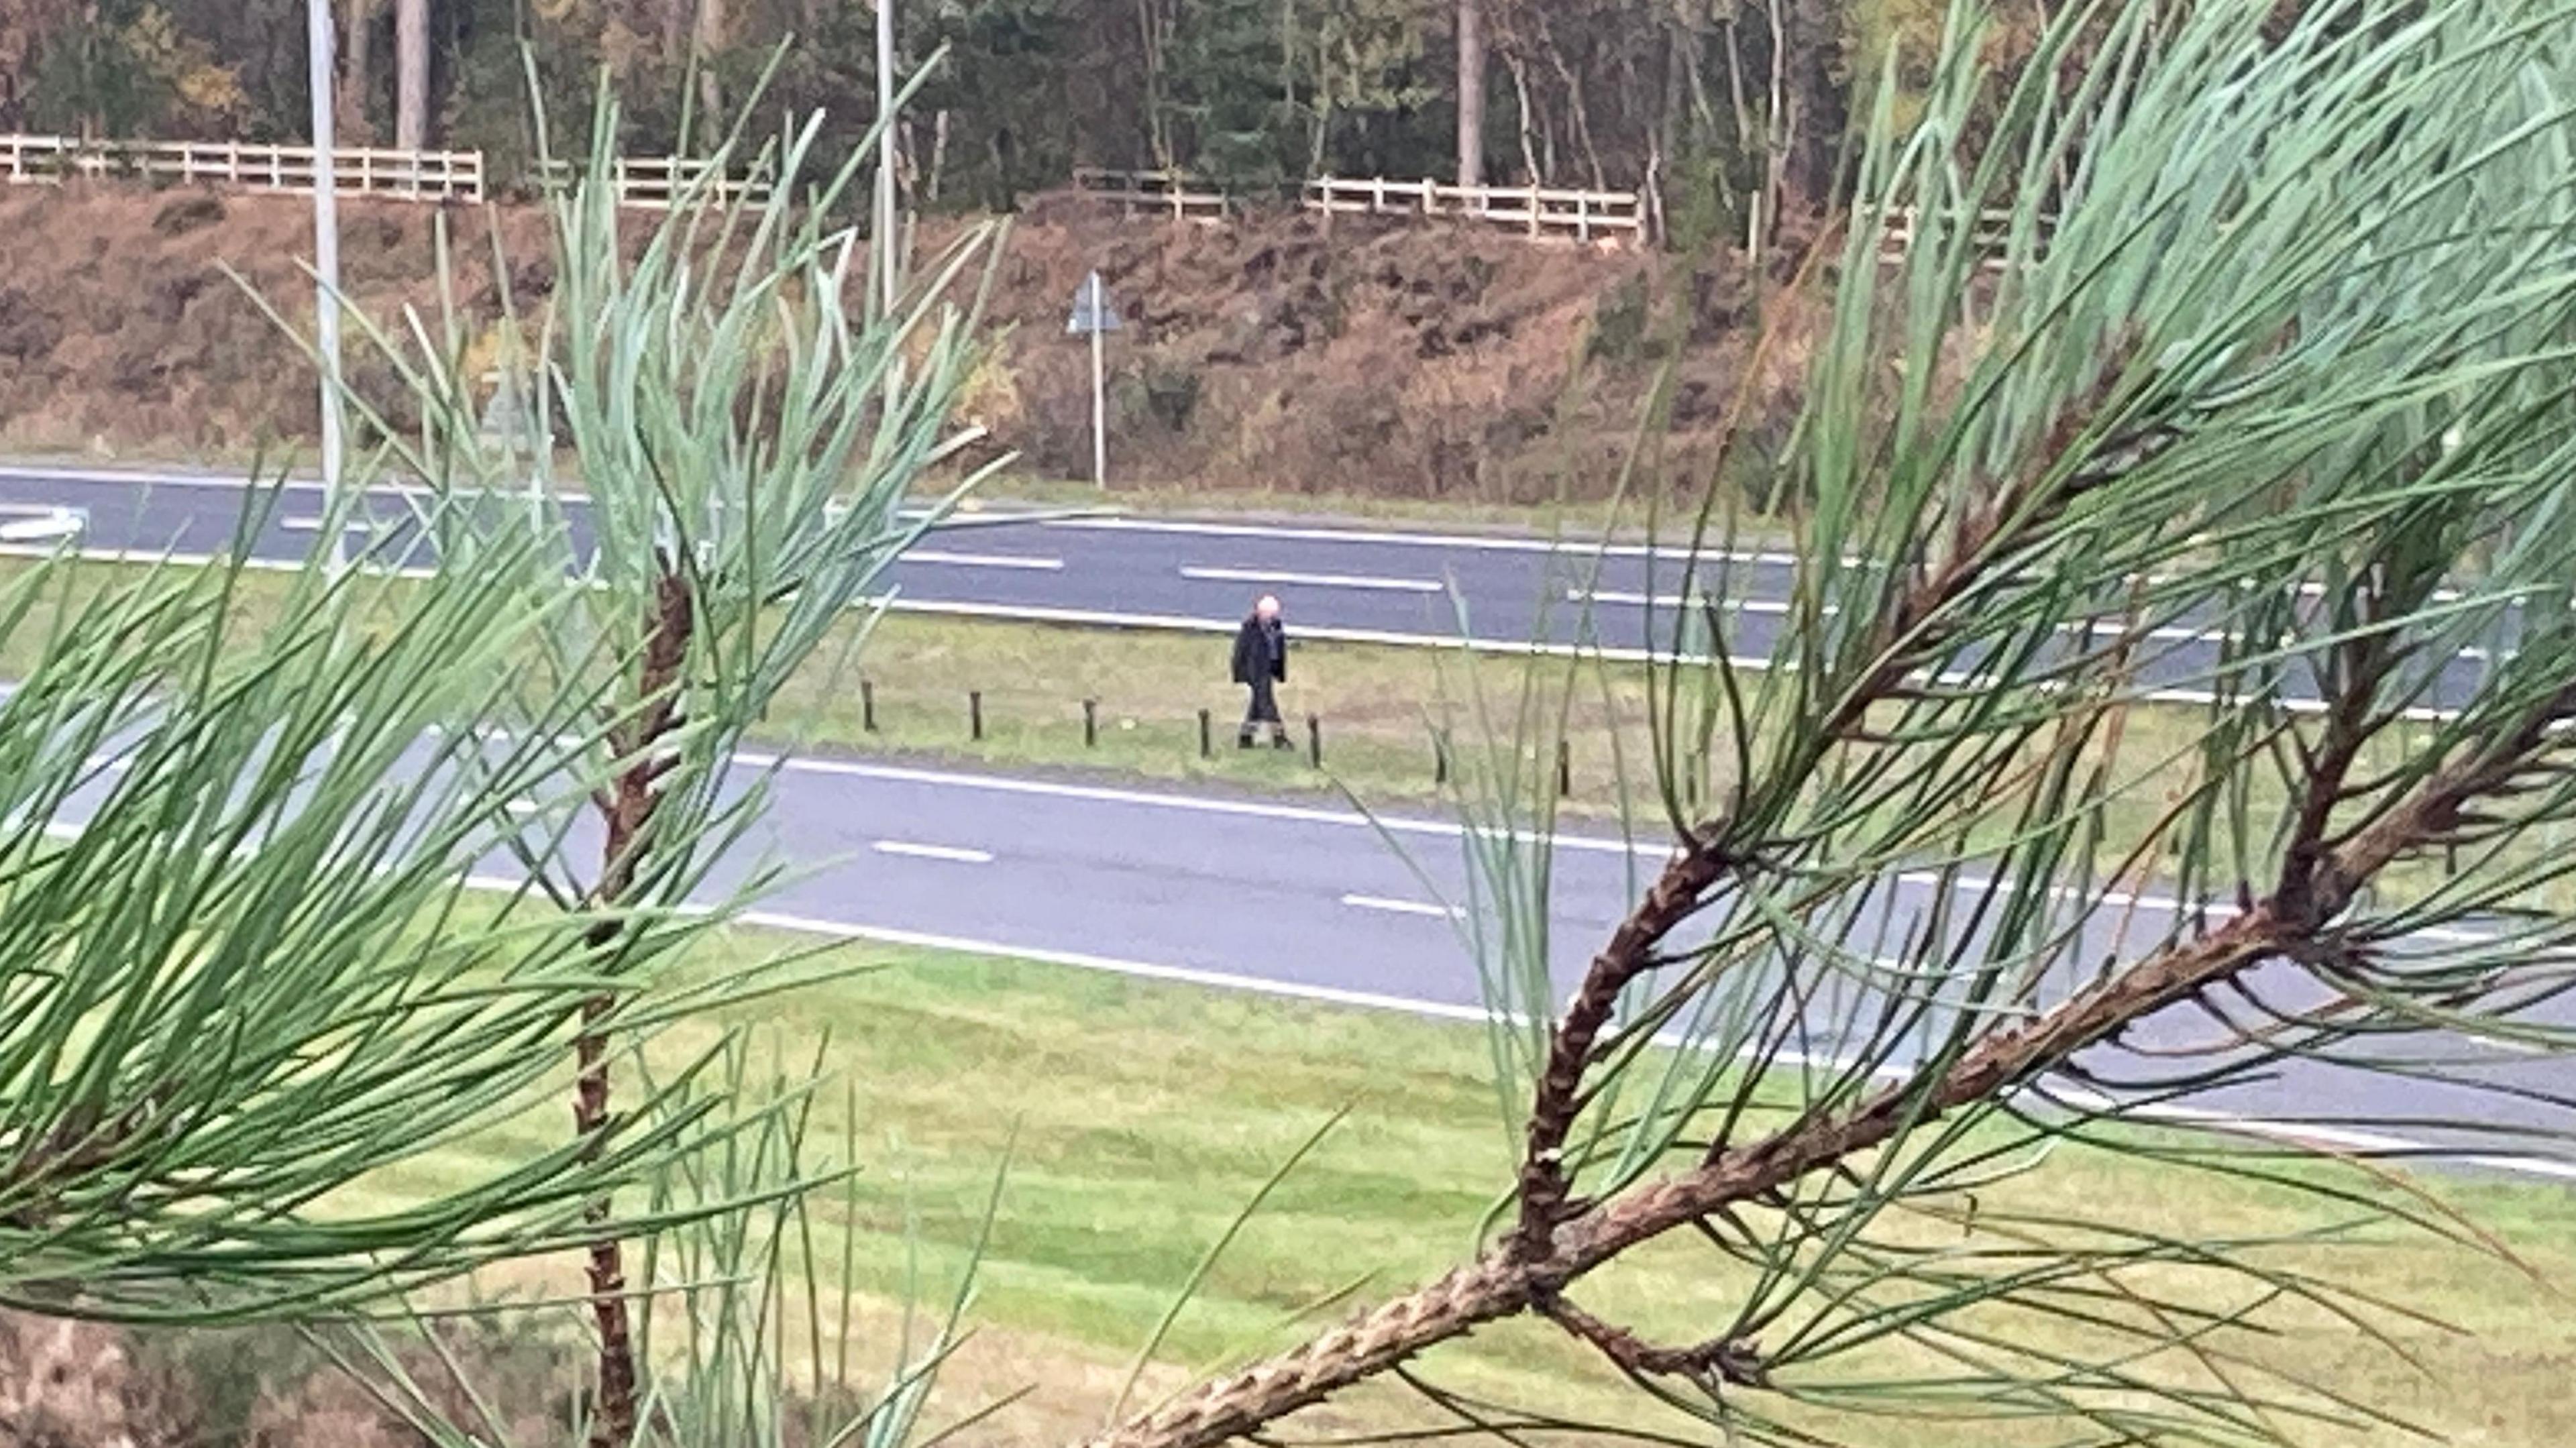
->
<box><xmin>1241</xmin><ymin>676</ymin><xmax>1283</xmax><ymax>740</ymax></box>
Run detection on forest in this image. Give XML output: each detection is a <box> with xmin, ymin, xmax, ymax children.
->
<box><xmin>0</xmin><ymin>0</ymin><xmax>2015</xmax><ymax>229</ymax></box>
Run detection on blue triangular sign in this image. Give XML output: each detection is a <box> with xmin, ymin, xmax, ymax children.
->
<box><xmin>1067</xmin><ymin>270</ymin><xmax>1122</xmax><ymax>334</ymax></box>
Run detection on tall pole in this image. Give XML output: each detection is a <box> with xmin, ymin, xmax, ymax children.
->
<box><xmin>1089</xmin><ymin>309</ymin><xmax>1106</xmax><ymax>490</ymax></box>
<box><xmin>305</xmin><ymin>0</ymin><xmax>347</xmax><ymax>573</ymax></box>
<box><xmin>875</xmin><ymin>0</ymin><xmax>896</xmax><ymax>318</ymax></box>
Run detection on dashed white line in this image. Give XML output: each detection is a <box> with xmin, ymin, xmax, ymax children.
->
<box><xmin>1179</xmin><ymin>565</ymin><xmax>1446</xmax><ymax>594</ymax></box>
<box><xmin>1574</xmin><ymin>587</ymin><xmax>1796</xmax><ymax>615</ymax></box>
<box><xmin>871</xmin><ymin>838</ymin><xmax>996</xmax><ymax>865</ymax></box>
<box><xmin>282</xmin><ymin>516</ymin><xmax>372</xmax><ymax>533</ymax></box>
<box><xmin>1050</xmin><ymin>514</ymin><xmax>1801</xmax><ymax>565</ymax></box>
<box><xmin>904</xmin><ymin>549</ymin><xmax>1065</xmax><ymax>571</ymax></box>
<box><xmin>1340</xmin><ymin>893</ymin><xmax>1463</xmax><ymax>919</ymax></box>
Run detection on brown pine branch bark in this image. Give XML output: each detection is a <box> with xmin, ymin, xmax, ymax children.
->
<box><xmin>1083</xmin><ymin>678</ymin><xmax>2575</xmax><ymax>1448</ymax></box>
<box><xmin>576</xmin><ymin>567</ymin><xmax>694</xmax><ymax>1448</ymax></box>
<box><xmin>1511</xmin><ymin>392</ymin><xmax>2168</xmax><ymax>1268</ymax></box>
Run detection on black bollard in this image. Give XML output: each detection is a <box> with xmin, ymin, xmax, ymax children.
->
<box><xmin>1556</xmin><ymin>738</ymin><xmax>1572</xmax><ymax>794</ymax></box>
<box><xmin>1083</xmin><ymin>698</ymin><xmax>1099</xmax><ymax>748</ymax></box>
<box><xmin>969</xmin><ymin>690</ymin><xmax>984</xmax><ymax>742</ymax></box>
<box><xmin>861</xmin><ymin>678</ymin><xmax>877</xmax><ymax>733</ymax></box>
<box><xmin>1198</xmin><ymin>708</ymin><xmax>1213</xmax><ymax>759</ymax></box>
<box><xmin>1307</xmin><ymin>714</ymin><xmax>1323</xmax><ymax>769</ymax></box>
<box><xmin>1434</xmin><ymin>736</ymin><xmax>1449</xmax><ymax>785</ymax></box>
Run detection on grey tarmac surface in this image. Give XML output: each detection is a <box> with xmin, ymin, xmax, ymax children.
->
<box><xmin>8</xmin><ymin>461</ymin><xmax>2569</xmax><ymax>1179</ymax></box>
<box><xmin>0</xmin><ymin>463</ymin><xmax>2505</xmax><ymax>710</ymax></box>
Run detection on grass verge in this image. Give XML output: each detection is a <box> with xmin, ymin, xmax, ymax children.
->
<box><xmin>351</xmin><ymin>922</ymin><xmax>2576</xmax><ymax>1448</ymax></box>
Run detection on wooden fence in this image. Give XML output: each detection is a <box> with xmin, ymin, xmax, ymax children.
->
<box><xmin>534</xmin><ymin>156</ymin><xmax>773</xmax><ymax>209</ymax></box>
<box><xmin>1</xmin><ymin>134</ymin><xmax>484</xmax><ymax>201</ymax></box>
<box><xmin>1071</xmin><ymin>167</ymin><xmax>1231</xmax><ymax>221</ymax></box>
<box><xmin>1307</xmin><ymin>175</ymin><xmax>1646</xmax><ymax>244</ymax></box>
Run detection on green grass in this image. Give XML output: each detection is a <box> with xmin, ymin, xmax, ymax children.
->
<box><xmin>362</xmin><ymin>923</ymin><xmax>2576</xmax><ymax>1447</ymax></box>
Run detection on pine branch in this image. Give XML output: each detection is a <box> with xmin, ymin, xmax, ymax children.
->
<box><xmin>576</xmin><ymin>564</ymin><xmax>696</xmax><ymax>1448</ymax></box>
<box><xmin>1082</xmin><ymin>685</ymin><xmax>2576</xmax><ymax>1448</ymax></box>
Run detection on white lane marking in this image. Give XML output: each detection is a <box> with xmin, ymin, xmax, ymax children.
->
<box><xmin>0</xmin><ymin>545</ymin><xmax>2460</xmax><ymax>726</ymax></box>
<box><xmin>904</xmin><ymin>549</ymin><xmax>1065</xmax><ymax>571</ymax></box>
<box><xmin>1576</xmin><ymin>588</ymin><xmax>1796</xmax><ymax>616</ymax></box>
<box><xmin>0</xmin><ymin>463</ymin><xmax>584</xmax><ymax>506</ymax></box>
<box><xmin>1340</xmin><ymin>893</ymin><xmax>1463</xmax><ymax>919</ymax></box>
<box><xmin>502</xmin><ymin>797</ymin><xmax>541</xmax><ymax>817</ymax></box>
<box><xmin>641</xmin><ymin>897</ymin><xmax>2576</xmax><ymax>1185</ymax></box>
<box><xmin>1180</xmin><ymin>565</ymin><xmax>1445</xmax><ymax>594</ymax></box>
<box><xmin>732</xmin><ymin>748</ymin><xmax>1667</xmax><ymax>858</ymax></box>
<box><xmin>1050</xmin><ymin>513</ymin><xmax>1801</xmax><ymax>565</ymax></box>
<box><xmin>282</xmin><ymin>516</ymin><xmax>374</xmax><ymax>534</ymax></box>
<box><xmin>871</xmin><ymin>838</ymin><xmax>995</xmax><ymax>865</ymax></box>
<box><xmin>0</xmin><ymin>507</ymin><xmax>85</xmax><ymax>543</ymax></box>
<box><xmin>1570</xmin><ymin>586</ymin><xmax>2497</xmax><ymax>657</ymax></box>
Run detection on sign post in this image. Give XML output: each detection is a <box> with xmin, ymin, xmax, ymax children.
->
<box><xmin>1066</xmin><ymin>270</ymin><xmax>1122</xmax><ymax>489</ymax></box>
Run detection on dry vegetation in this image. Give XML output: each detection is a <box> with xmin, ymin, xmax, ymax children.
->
<box><xmin>0</xmin><ymin>184</ymin><xmax>1805</xmax><ymax>507</ymax></box>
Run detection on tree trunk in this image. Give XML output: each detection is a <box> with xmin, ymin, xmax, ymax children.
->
<box><xmin>694</xmin><ymin>0</ymin><xmax>724</xmax><ymax>148</ymax></box>
<box><xmin>1454</xmin><ymin>0</ymin><xmax>1484</xmax><ymax>186</ymax></box>
<box><xmin>394</xmin><ymin>0</ymin><xmax>426</xmax><ymax>148</ymax></box>
<box><xmin>1780</xmin><ymin>0</ymin><xmax>1846</xmax><ymax>211</ymax></box>
<box><xmin>339</xmin><ymin>0</ymin><xmax>374</xmax><ymax>142</ymax></box>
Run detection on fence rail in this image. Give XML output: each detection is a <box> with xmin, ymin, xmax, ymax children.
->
<box><xmin>1</xmin><ymin>133</ymin><xmax>484</xmax><ymax>201</ymax></box>
<box><xmin>1071</xmin><ymin>167</ymin><xmax>1232</xmax><ymax>221</ymax></box>
<box><xmin>1307</xmin><ymin>175</ymin><xmax>1646</xmax><ymax>243</ymax></box>
<box><xmin>535</xmin><ymin>155</ymin><xmax>773</xmax><ymax>209</ymax></box>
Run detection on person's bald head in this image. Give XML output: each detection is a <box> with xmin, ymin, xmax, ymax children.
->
<box><xmin>1255</xmin><ymin>595</ymin><xmax>1281</xmax><ymax>619</ymax></box>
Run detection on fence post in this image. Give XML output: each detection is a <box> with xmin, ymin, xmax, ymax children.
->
<box><xmin>1083</xmin><ymin>698</ymin><xmax>1098</xmax><ymax>748</ymax></box>
<box><xmin>969</xmin><ymin>690</ymin><xmax>983</xmax><ymax>741</ymax></box>
<box><xmin>1576</xmin><ymin>190</ymin><xmax>1590</xmax><ymax>244</ymax></box>
<box><xmin>1424</xmin><ymin>177</ymin><xmax>1436</xmax><ymax>218</ymax></box>
<box><xmin>1307</xmin><ymin>714</ymin><xmax>1323</xmax><ymax>769</ymax></box>
<box><xmin>1197</xmin><ymin>708</ymin><xmax>1213</xmax><ymax>759</ymax></box>
<box><xmin>1556</xmin><ymin>738</ymin><xmax>1572</xmax><ymax>795</ymax></box>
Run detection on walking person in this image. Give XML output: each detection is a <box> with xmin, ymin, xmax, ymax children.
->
<box><xmin>1231</xmin><ymin>594</ymin><xmax>1292</xmax><ymax>748</ymax></box>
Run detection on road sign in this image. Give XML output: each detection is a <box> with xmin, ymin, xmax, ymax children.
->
<box><xmin>1069</xmin><ymin>271</ymin><xmax>1120</xmax><ymax>488</ymax></box>
<box><xmin>1067</xmin><ymin>270</ymin><xmax>1122</xmax><ymax>334</ymax></box>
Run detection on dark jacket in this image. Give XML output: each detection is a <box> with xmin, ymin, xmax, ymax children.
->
<box><xmin>1230</xmin><ymin>614</ymin><xmax>1286</xmax><ymax>685</ymax></box>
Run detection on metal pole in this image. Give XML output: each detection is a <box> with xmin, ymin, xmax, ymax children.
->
<box><xmin>1089</xmin><ymin>313</ymin><xmax>1107</xmax><ymax>490</ymax></box>
<box><xmin>306</xmin><ymin>0</ymin><xmax>345</xmax><ymax>573</ymax></box>
<box><xmin>875</xmin><ymin>0</ymin><xmax>896</xmax><ymax>319</ymax></box>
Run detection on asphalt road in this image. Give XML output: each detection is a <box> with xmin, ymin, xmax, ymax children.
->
<box><xmin>6</xmin><ymin>461</ymin><xmax>2567</xmax><ymax>1179</ymax></box>
<box><xmin>0</xmin><ymin>463</ymin><xmax>2504</xmax><ymax>712</ymax></box>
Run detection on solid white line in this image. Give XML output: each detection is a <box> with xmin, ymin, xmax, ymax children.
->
<box><xmin>700</xmin><ymin>901</ymin><xmax>2576</xmax><ymax>1184</ymax></box>
<box><xmin>1340</xmin><ymin>893</ymin><xmax>1463</xmax><ymax>919</ymax></box>
<box><xmin>733</xmin><ymin>906</ymin><xmax>1501</xmax><ymax>1025</ymax></box>
<box><xmin>904</xmin><ymin>549</ymin><xmax>1064</xmax><ymax>571</ymax></box>
<box><xmin>871</xmin><ymin>838</ymin><xmax>995</xmax><ymax>865</ymax></box>
<box><xmin>731</xmin><ymin>748</ymin><xmax>1670</xmax><ymax>858</ymax></box>
<box><xmin>0</xmin><ymin>463</ymin><xmax>590</xmax><ymax>506</ymax></box>
<box><xmin>282</xmin><ymin>516</ymin><xmax>371</xmax><ymax>533</ymax></box>
<box><xmin>1180</xmin><ymin>565</ymin><xmax>1446</xmax><ymax>594</ymax></box>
